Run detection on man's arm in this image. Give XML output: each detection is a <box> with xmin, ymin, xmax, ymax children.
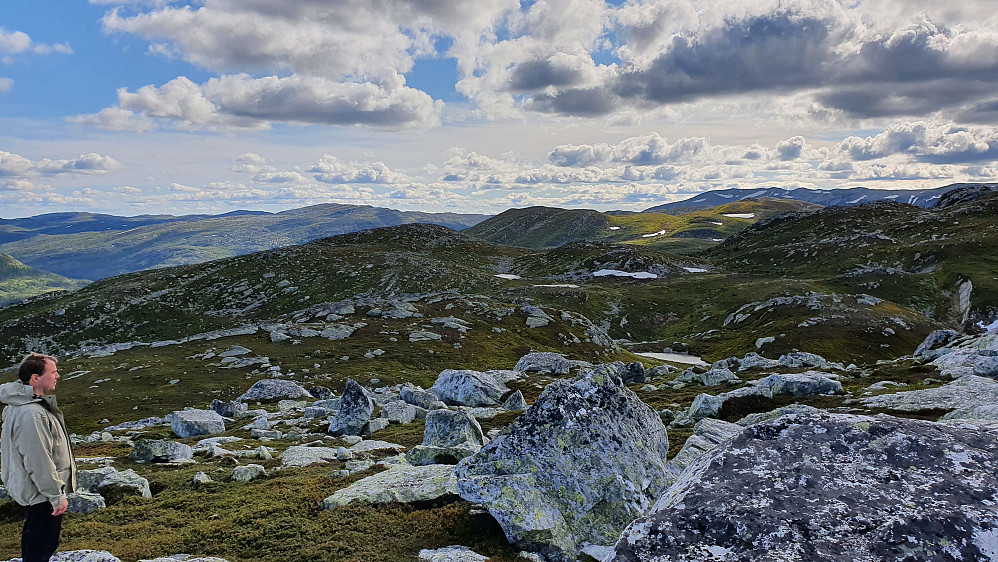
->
<box><xmin>13</xmin><ymin>410</ymin><xmax>69</xmax><ymax>513</ymax></box>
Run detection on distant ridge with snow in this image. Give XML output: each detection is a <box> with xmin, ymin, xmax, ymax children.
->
<box><xmin>642</xmin><ymin>183</ymin><xmax>998</xmax><ymax>214</ymax></box>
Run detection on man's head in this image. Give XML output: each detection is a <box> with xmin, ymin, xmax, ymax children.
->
<box><xmin>18</xmin><ymin>353</ymin><xmax>59</xmax><ymax>396</ymax></box>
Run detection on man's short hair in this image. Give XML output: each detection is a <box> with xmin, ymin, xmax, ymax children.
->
<box><xmin>18</xmin><ymin>353</ymin><xmax>56</xmax><ymax>384</ymax></box>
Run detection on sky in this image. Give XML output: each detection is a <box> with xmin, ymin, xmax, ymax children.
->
<box><xmin>1</xmin><ymin>0</ymin><xmax>997</xmax><ymax>219</ymax></box>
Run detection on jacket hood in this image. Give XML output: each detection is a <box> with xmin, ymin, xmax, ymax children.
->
<box><xmin>0</xmin><ymin>381</ymin><xmax>37</xmax><ymax>406</ymax></box>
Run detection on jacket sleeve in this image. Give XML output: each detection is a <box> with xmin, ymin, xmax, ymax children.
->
<box><xmin>13</xmin><ymin>410</ymin><xmax>67</xmax><ymax>508</ymax></box>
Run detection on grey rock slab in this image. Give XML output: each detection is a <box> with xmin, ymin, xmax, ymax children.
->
<box><xmin>77</xmin><ymin>467</ymin><xmax>117</xmax><ymax>493</ymax></box>
<box><xmin>675</xmin><ymin>365</ymin><xmax>741</xmax><ymax>386</ymax></box>
<box><xmin>381</xmin><ymin>400</ymin><xmax>417</xmax><ymax>424</ymax></box>
<box><xmin>129</xmin><ymin>439</ymin><xmax>193</xmax><ymax>463</ymax></box>
<box><xmin>230</xmin><ymin>464</ymin><xmax>267</xmax><ymax>482</ymax></box>
<box><xmin>735</xmin><ymin>403</ymin><xmax>824</xmax><ymax>426</ymax></box>
<box><xmin>514</xmin><ymin>352</ymin><xmax>570</xmax><ymax>375</ymax></box>
<box><xmin>348</xmin><ymin>440</ymin><xmax>406</xmax><ymax>454</ymax></box>
<box><xmin>941</xmin><ymin>403</ymin><xmax>998</xmax><ymax>422</ymax></box>
<box><xmin>405</xmin><ymin>444</ymin><xmax>480</xmax><ymax>466</ymax></box>
<box><xmin>778</xmin><ymin>351</ymin><xmax>844</xmax><ymax>371</ymax></box>
<box><xmin>30</xmin><ymin>551</ymin><xmax>122</xmax><ymax>562</ymax></box>
<box><xmin>219</xmin><ymin>346</ymin><xmax>252</xmax><ymax>357</ymax></box>
<box><xmin>328</xmin><ymin>378</ymin><xmax>374</xmax><ymax>436</ymax></box>
<box><xmin>139</xmin><ymin>557</ymin><xmax>230</xmax><ymax>562</ymax></box>
<box><xmin>663</xmin><ymin>418</ymin><xmax>742</xmax><ymax>487</ymax></box>
<box><xmin>737</xmin><ymin>352</ymin><xmax>780</xmax><ymax>372</ymax></box>
<box><xmin>169</xmin><ymin>409</ymin><xmax>226</xmax><ymax>438</ymax></box>
<box><xmin>454</xmin><ymin>370</ymin><xmax>670</xmax><ymax>562</ymax></box>
<box><xmin>278</xmin><ymin>446</ymin><xmax>340</xmax><ymax>468</ymax></box>
<box><xmin>501</xmin><ymin>390</ymin><xmax>527</xmax><ymax>411</ymax></box>
<box><xmin>409</xmin><ymin>331</ymin><xmax>443</xmax><ymax>342</ymax></box>
<box><xmin>363</xmin><ymin>417</ymin><xmax>390</xmax><ymax>435</ymax></box>
<box><xmin>754</xmin><ymin>371</ymin><xmax>842</xmax><ymax>397</ymax></box>
<box><xmin>431</xmin><ymin>369</ymin><xmax>509</xmax><ymax>407</ymax></box>
<box><xmin>610</xmin><ymin>412</ymin><xmax>998</xmax><ymax>561</ymax></box>
<box><xmin>323</xmin><ymin>464</ymin><xmax>457</xmax><ymax>508</ymax></box>
<box><xmin>914</xmin><ymin>328</ymin><xmax>962</xmax><ymax>361</ymax></box>
<box><xmin>97</xmin><ymin>468</ymin><xmax>152</xmax><ymax>500</ymax></box>
<box><xmin>417</xmin><ymin>546</ymin><xmax>488</xmax><ymax>561</ymax></box>
<box><xmin>210</xmin><ymin>399</ymin><xmax>247</xmax><ymax>418</ymax></box>
<box><xmin>400</xmin><ymin>383</ymin><xmax>444</xmax><ymax>410</ymax></box>
<box><xmin>236</xmin><ymin>379</ymin><xmax>312</xmax><ymax>403</ymax></box>
<box><xmin>859</xmin><ymin>375</ymin><xmax>998</xmax><ymax>412</ymax></box>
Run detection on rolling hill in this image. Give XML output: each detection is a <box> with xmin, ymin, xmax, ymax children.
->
<box><xmin>0</xmin><ymin>252</ymin><xmax>88</xmax><ymax>306</ymax></box>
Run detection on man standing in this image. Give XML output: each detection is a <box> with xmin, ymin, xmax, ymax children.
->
<box><xmin>1</xmin><ymin>353</ymin><xmax>77</xmax><ymax>562</ymax></box>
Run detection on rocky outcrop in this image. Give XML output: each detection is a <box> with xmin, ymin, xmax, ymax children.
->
<box><xmin>454</xmin><ymin>370</ymin><xmax>670</xmax><ymax>561</ymax></box>
<box><xmin>737</xmin><ymin>352</ymin><xmax>780</xmax><ymax>371</ymax></box>
<box><xmin>778</xmin><ymin>351</ymin><xmax>844</xmax><ymax>371</ymax></box>
<box><xmin>236</xmin><ymin>379</ymin><xmax>312</xmax><ymax>403</ymax></box>
<box><xmin>400</xmin><ymin>383</ymin><xmax>445</xmax><ymax>410</ymax></box>
<box><xmin>129</xmin><ymin>439</ymin><xmax>193</xmax><ymax>463</ymax></box>
<box><xmin>381</xmin><ymin>399</ymin><xmax>417</xmax><ymax>424</ymax></box>
<box><xmin>914</xmin><ymin>329</ymin><xmax>962</xmax><ymax>361</ymax></box>
<box><xmin>611</xmin><ymin>412</ymin><xmax>998</xmax><ymax>561</ymax></box>
<box><xmin>323</xmin><ymin>464</ymin><xmax>458</xmax><ymax>508</ymax></box>
<box><xmin>675</xmin><ymin>364</ymin><xmax>741</xmax><ymax>386</ymax></box>
<box><xmin>328</xmin><ymin>378</ymin><xmax>374</xmax><ymax>436</ymax></box>
<box><xmin>94</xmin><ymin>468</ymin><xmax>153</xmax><ymax>501</ymax></box>
<box><xmin>406</xmin><ymin>410</ymin><xmax>486</xmax><ymax>466</ymax></box>
<box><xmin>859</xmin><ymin>375</ymin><xmax>998</xmax><ymax>412</ymax></box>
<box><xmin>417</xmin><ymin>546</ymin><xmax>488</xmax><ymax>561</ymax></box>
<box><xmin>278</xmin><ymin>446</ymin><xmax>340</xmax><ymax>469</ymax></box>
<box><xmin>169</xmin><ymin>409</ymin><xmax>226</xmax><ymax>438</ymax></box>
<box><xmin>663</xmin><ymin>418</ymin><xmax>742</xmax><ymax>487</ymax></box>
<box><xmin>430</xmin><ymin>369</ymin><xmax>509</xmax><ymax>407</ymax></box>
<box><xmin>210</xmin><ymin>399</ymin><xmax>247</xmax><ymax>418</ymax></box>
<box><xmin>501</xmin><ymin>390</ymin><xmax>527</xmax><ymax>411</ymax></box>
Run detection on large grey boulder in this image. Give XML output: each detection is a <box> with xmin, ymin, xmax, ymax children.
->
<box><xmin>514</xmin><ymin>352</ymin><xmax>570</xmax><ymax>375</ymax></box>
<box><xmin>417</xmin><ymin>546</ymin><xmax>488</xmax><ymax>561</ymax></box>
<box><xmin>170</xmin><ymin>409</ymin><xmax>226</xmax><ymax>438</ymax></box>
<box><xmin>675</xmin><ymin>364</ymin><xmax>741</xmax><ymax>386</ymax></box>
<box><xmin>422</xmin><ymin>410</ymin><xmax>485</xmax><ymax>448</ymax></box>
<box><xmin>754</xmin><ymin>371</ymin><xmax>842</xmax><ymax>396</ymax></box>
<box><xmin>663</xmin><ymin>418</ymin><xmax>742</xmax><ymax>487</ymax></box>
<box><xmin>587</xmin><ymin>361</ymin><xmax>646</xmax><ymax>384</ymax></box>
<box><xmin>737</xmin><ymin>352</ymin><xmax>780</xmax><ymax>371</ymax></box>
<box><xmin>328</xmin><ymin>378</ymin><xmax>374</xmax><ymax>436</ymax></box>
<box><xmin>859</xmin><ymin>375</ymin><xmax>998</xmax><ymax>412</ymax></box>
<box><xmin>400</xmin><ymin>383</ymin><xmax>445</xmax><ymax>410</ymax></box>
<box><xmin>454</xmin><ymin>370</ymin><xmax>670</xmax><ymax>561</ymax></box>
<box><xmin>77</xmin><ymin>467</ymin><xmax>118</xmax><ymax>493</ymax></box>
<box><xmin>381</xmin><ymin>400</ymin><xmax>417</xmax><ymax>424</ymax></box>
<box><xmin>501</xmin><ymin>390</ymin><xmax>527</xmax><ymax>411</ymax></box>
<box><xmin>323</xmin><ymin>464</ymin><xmax>458</xmax><ymax>508</ymax></box>
<box><xmin>610</xmin><ymin>412</ymin><xmax>998</xmax><ymax>561</ymax></box>
<box><xmin>31</xmin><ymin>551</ymin><xmax>122</xmax><ymax>562</ymax></box>
<box><xmin>941</xmin><ymin>404</ymin><xmax>998</xmax><ymax>423</ymax></box>
<box><xmin>230</xmin><ymin>464</ymin><xmax>267</xmax><ymax>482</ymax></box>
<box><xmin>236</xmin><ymin>379</ymin><xmax>312</xmax><ymax>403</ymax></box>
<box><xmin>97</xmin><ymin>469</ymin><xmax>152</xmax><ymax>501</ymax></box>
<box><xmin>430</xmin><ymin>369</ymin><xmax>509</xmax><ymax>407</ymax></box>
<box><xmin>129</xmin><ymin>439</ymin><xmax>193</xmax><ymax>463</ymax></box>
<box><xmin>210</xmin><ymin>399</ymin><xmax>247</xmax><ymax>418</ymax></box>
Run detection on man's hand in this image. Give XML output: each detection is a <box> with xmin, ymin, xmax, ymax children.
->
<box><xmin>51</xmin><ymin>497</ymin><xmax>68</xmax><ymax>516</ymax></box>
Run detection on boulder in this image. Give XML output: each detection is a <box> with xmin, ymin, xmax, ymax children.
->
<box><xmin>363</xmin><ymin>417</ymin><xmax>390</xmax><ymax>435</ymax></box>
<box><xmin>754</xmin><ymin>371</ymin><xmax>842</xmax><ymax>396</ymax></box>
<box><xmin>236</xmin><ymin>379</ymin><xmax>312</xmax><ymax>403</ymax></box>
<box><xmin>737</xmin><ymin>352</ymin><xmax>780</xmax><ymax>371</ymax></box>
<box><xmin>913</xmin><ymin>328</ymin><xmax>962</xmax><ymax>361</ymax></box>
<box><xmin>323</xmin><ymin>464</ymin><xmax>458</xmax><ymax>508</ymax></box>
<box><xmin>77</xmin><ymin>467</ymin><xmax>118</xmax><ymax>493</ymax></box>
<box><xmin>328</xmin><ymin>378</ymin><xmax>375</xmax><ymax>436</ymax></box>
<box><xmin>381</xmin><ymin>400</ymin><xmax>417</xmax><ymax>424</ymax></box>
<box><xmin>778</xmin><ymin>351</ymin><xmax>843</xmax><ymax>371</ymax></box>
<box><xmin>400</xmin><ymin>383</ymin><xmax>444</xmax><ymax>410</ymax></box>
<box><xmin>501</xmin><ymin>390</ymin><xmax>527</xmax><ymax>411</ymax></box>
<box><xmin>422</xmin><ymin>410</ymin><xmax>485</xmax><ymax>449</ymax></box>
<box><xmin>192</xmin><ymin>472</ymin><xmax>213</xmax><ymax>487</ymax></box>
<box><xmin>514</xmin><ymin>352</ymin><xmax>570</xmax><ymax>375</ymax></box>
<box><xmin>67</xmin><ymin>491</ymin><xmax>106</xmax><ymax>514</ymax></box>
<box><xmin>278</xmin><ymin>446</ymin><xmax>340</xmax><ymax>469</ymax></box>
<box><xmin>40</xmin><ymin>551</ymin><xmax>122</xmax><ymax>562</ymax></box>
<box><xmin>431</xmin><ymin>369</ymin><xmax>509</xmax><ymax>407</ymax></box>
<box><xmin>645</xmin><ymin>364</ymin><xmax>675</xmax><ymax>378</ymax></box>
<box><xmin>675</xmin><ymin>365</ymin><xmax>741</xmax><ymax>386</ymax></box>
<box><xmin>859</xmin><ymin>375</ymin><xmax>998</xmax><ymax>412</ymax></box>
<box><xmin>129</xmin><ymin>439</ymin><xmax>193</xmax><ymax>463</ymax></box>
<box><xmin>454</xmin><ymin>370</ymin><xmax>671</xmax><ymax>561</ymax></box>
<box><xmin>611</xmin><ymin>413</ymin><xmax>998</xmax><ymax>561</ymax></box>
<box><xmin>417</xmin><ymin>546</ymin><xmax>488</xmax><ymax>561</ymax></box>
<box><xmin>307</xmin><ymin>385</ymin><xmax>335</xmax><ymax>400</ymax></box>
<box><xmin>735</xmin><ymin>403</ymin><xmax>824</xmax><ymax>426</ymax></box>
<box><xmin>210</xmin><ymin>399</ymin><xmax>247</xmax><ymax>418</ymax></box>
<box><xmin>405</xmin><ymin>444</ymin><xmax>480</xmax><ymax>466</ymax></box>
<box><xmin>941</xmin><ymin>404</ymin><xmax>998</xmax><ymax>423</ymax></box>
<box><xmin>231</xmin><ymin>464</ymin><xmax>267</xmax><ymax>482</ymax></box>
<box><xmin>98</xmin><ymin>469</ymin><xmax>153</xmax><ymax>501</ymax></box>
<box><xmin>170</xmin><ymin>409</ymin><xmax>226</xmax><ymax>438</ymax></box>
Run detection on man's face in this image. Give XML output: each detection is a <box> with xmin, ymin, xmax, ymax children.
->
<box><xmin>30</xmin><ymin>360</ymin><xmax>59</xmax><ymax>396</ymax></box>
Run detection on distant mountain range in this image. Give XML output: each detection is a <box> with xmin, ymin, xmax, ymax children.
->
<box><xmin>0</xmin><ymin>204</ymin><xmax>489</xmax><ymax>282</ymax></box>
<box><xmin>642</xmin><ymin>183</ymin><xmax>998</xmax><ymax>213</ymax></box>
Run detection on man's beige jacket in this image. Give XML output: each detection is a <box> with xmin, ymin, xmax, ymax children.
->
<box><xmin>0</xmin><ymin>381</ymin><xmax>77</xmax><ymax>508</ymax></box>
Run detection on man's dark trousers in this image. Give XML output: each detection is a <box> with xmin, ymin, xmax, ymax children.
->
<box><xmin>21</xmin><ymin>502</ymin><xmax>62</xmax><ymax>562</ymax></box>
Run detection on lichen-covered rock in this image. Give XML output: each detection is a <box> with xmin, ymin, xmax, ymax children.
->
<box><xmin>514</xmin><ymin>352</ymin><xmax>570</xmax><ymax>375</ymax></box>
<box><xmin>754</xmin><ymin>371</ymin><xmax>842</xmax><ymax>397</ymax></box>
<box><xmin>323</xmin><ymin>464</ymin><xmax>458</xmax><ymax>508</ymax></box>
<box><xmin>236</xmin><ymin>379</ymin><xmax>312</xmax><ymax>403</ymax></box>
<box><xmin>210</xmin><ymin>399</ymin><xmax>247</xmax><ymax>418</ymax></box>
<box><xmin>41</xmin><ymin>550</ymin><xmax>122</xmax><ymax>562</ymax></box>
<box><xmin>610</xmin><ymin>413</ymin><xmax>998</xmax><ymax>561</ymax></box>
<box><xmin>859</xmin><ymin>375</ymin><xmax>998</xmax><ymax>412</ymax></box>
<box><xmin>778</xmin><ymin>351</ymin><xmax>843</xmax><ymax>371</ymax></box>
<box><xmin>675</xmin><ymin>365</ymin><xmax>741</xmax><ymax>386</ymax></box>
<box><xmin>422</xmin><ymin>410</ymin><xmax>485</xmax><ymax>449</ymax></box>
<box><xmin>735</xmin><ymin>403</ymin><xmax>824</xmax><ymax>426</ymax></box>
<box><xmin>454</xmin><ymin>370</ymin><xmax>670</xmax><ymax>561</ymax></box>
<box><xmin>77</xmin><ymin>467</ymin><xmax>118</xmax><ymax>493</ymax></box>
<box><xmin>400</xmin><ymin>383</ymin><xmax>444</xmax><ymax>410</ymax></box>
<box><xmin>941</xmin><ymin>403</ymin><xmax>998</xmax><ymax>422</ymax></box>
<box><xmin>431</xmin><ymin>369</ymin><xmax>509</xmax><ymax>407</ymax></box>
<box><xmin>663</xmin><ymin>418</ymin><xmax>742</xmax><ymax>487</ymax></box>
<box><xmin>97</xmin><ymin>468</ymin><xmax>152</xmax><ymax>501</ymax></box>
<box><xmin>737</xmin><ymin>352</ymin><xmax>780</xmax><ymax>371</ymax></box>
<box><xmin>230</xmin><ymin>464</ymin><xmax>267</xmax><ymax>482</ymax></box>
<box><xmin>405</xmin><ymin>444</ymin><xmax>479</xmax><ymax>466</ymax></box>
<box><xmin>381</xmin><ymin>400</ymin><xmax>417</xmax><ymax>424</ymax></box>
<box><xmin>501</xmin><ymin>390</ymin><xmax>527</xmax><ymax>411</ymax></box>
<box><xmin>363</xmin><ymin>417</ymin><xmax>390</xmax><ymax>435</ymax></box>
<box><xmin>328</xmin><ymin>378</ymin><xmax>374</xmax><ymax>436</ymax></box>
<box><xmin>417</xmin><ymin>546</ymin><xmax>489</xmax><ymax>561</ymax></box>
<box><xmin>67</xmin><ymin>491</ymin><xmax>106</xmax><ymax>514</ymax></box>
<box><xmin>278</xmin><ymin>446</ymin><xmax>340</xmax><ymax>468</ymax></box>
<box><xmin>129</xmin><ymin>439</ymin><xmax>193</xmax><ymax>463</ymax></box>
<box><xmin>169</xmin><ymin>408</ymin><xmax>226</xmax><ymax>438</ymax></box>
